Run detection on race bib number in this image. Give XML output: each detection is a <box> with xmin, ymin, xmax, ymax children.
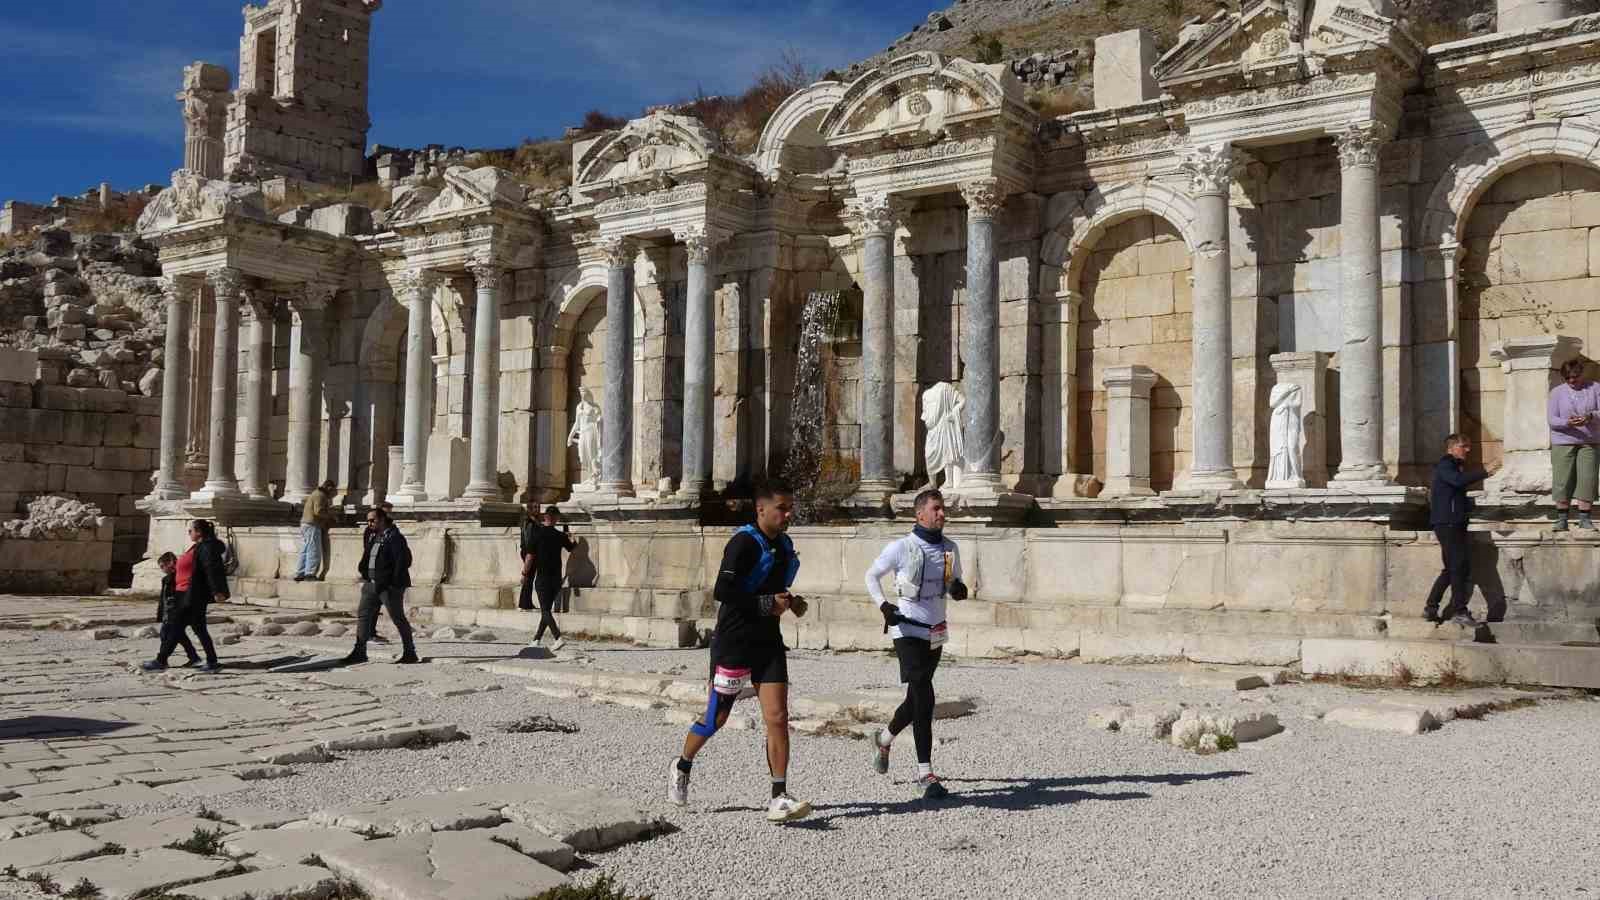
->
<box><xmin>928</xmin><ymin>622</ymin><xmax>949</xmax><ymax>649</ymax></box>
<box><xmin>713</xmin><ymin>665</ymin><xmax>751</xmax><ymax>695</ymax></box>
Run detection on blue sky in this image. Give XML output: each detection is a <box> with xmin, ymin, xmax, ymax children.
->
<box><xmin>0</xmin><ymin>0</ymin><xmax>939</xmax><ymax>204</ymax></box>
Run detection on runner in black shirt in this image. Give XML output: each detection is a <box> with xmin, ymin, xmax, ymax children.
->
<box><xmin>666</xmin><ymin>480</ymin><xmax>812</xmax><ymax>823</ymax></box>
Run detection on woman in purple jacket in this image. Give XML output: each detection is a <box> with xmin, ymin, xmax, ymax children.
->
<box><xmin>1548</xmin><ymin>359</ymin><xmax>1600</xmax><ymax>531</ymax></box>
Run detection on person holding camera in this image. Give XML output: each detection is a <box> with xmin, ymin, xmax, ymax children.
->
<box><xmin>864</xmin><ymin>488</ymin><xmax>966</xmax><ymax>801</ymax></box>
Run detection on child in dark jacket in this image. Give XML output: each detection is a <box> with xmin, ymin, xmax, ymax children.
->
<box><xmin>156</xmin><ymin>552</ymin><xmax>200</xmax><ymax>666</ymax></box>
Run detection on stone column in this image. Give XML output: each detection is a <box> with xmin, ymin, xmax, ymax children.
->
<box><xmin>1102</xmin><ymin>365</ymin><xmax>1157</xmax><ymax>497</ymax></box>
<box><xmin>283</xmin><ymin>283</ymin><xmax>335</xmax><ymax>504</ymax></box>
<box><xmin>150</xmin><ymin>277</ymin><xmax>197</xmax><ymax>500</ymax></box>
<box><xmin>193</xmin><ymin>267</ymin><xmax>245</xmax><ymax>501</ymax></box>
<box><xmin>1486</xmin><ymin>335</ymin><xmax>1583</xmax><ymax>494</ymax></box>
<box><xmin>463</xmin><ymin>257</ymin><xmax>505</xmax><ymax>501</ymax></box>
<box><xmin>1268</xmin><ymin>351</ymin><xmax>1331</xmax><ymax>489</ymax></box>
<box><xmin>677</xmin><ymin>225</ymin><xmax>723</xmax><ymax>499</ymax></box>
<box><xmin>396</xmin><ymin>270</ymin><xmax>440</xmax><ymax>502</ymax></box>
<box><xmin>846</xmin><ymin>193</ymin><xmax>903</xmax><ymax>498</ymax></box>
<box><xmin>1179</xmin><ymin>143</ymin><xmax>1242</xmax><ymax>490</ymax></box>
<box><xmin>1334</xmin><ymin>122</ymin><xmax>1390</xmax><ymax>485</ymax></box>
<box><xmin>239</xmin><ymin>291</ymin><xmax>274</xmax><ymax>499</ymax></box>
<box><xmin>598</xmin><ymin>236</ymin><xmax>635</xmax><ymax>496</ymax></box>
<box><xmin>961</xmin><ymin>179</ymin><xmax>1006</xmax><ymax>492</ymax></box>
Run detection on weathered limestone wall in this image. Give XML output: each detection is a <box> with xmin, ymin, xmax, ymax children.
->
<box><xmin>0</xmin><ymin>362</ymin><xmax>160</xmax><ymax>579</ymax></box>
<box><xmin>1076</xmin><ymin>215</ymin><xmax>1194</xmax><ymax>489</ymax></box>
<box><xmin>1457</xmin><ymin>162</ymin><xmax>1600</xmax><ymax>468</ymax></box>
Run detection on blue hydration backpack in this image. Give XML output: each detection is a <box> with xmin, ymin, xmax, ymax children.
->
<box><xmin>737</xmin><ymin>524</ymin><xmax>799</xmax><ymax>594</ymax></box>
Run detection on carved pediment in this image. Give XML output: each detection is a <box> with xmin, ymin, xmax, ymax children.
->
<box><xmin>821</xmin><ymin>52</ymin><xmax>1027</xmax><ymax>145</ymax></box>
<box><xmin>136</xmin><ymin>169</ymin><xmax>268</xmax><ymax>234</ymax></box>
<box><xmin>573</xmin><ymin>111</ymin><xmax>723</xmax><ymax>189</ymax></box>
<box><xmin>1156</xmin><ymin>0</ymin><xmax>1408</xmax><ymax>83</ymax></box>
<box><xmin>388</xmin><ymin>166</ymin><xmax>529</xmax><ymax>225</ymax></box>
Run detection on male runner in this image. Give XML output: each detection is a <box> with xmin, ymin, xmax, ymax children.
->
<box><xmin>667</xmin><ymin>480</ymin><xmax>811</xmax><ymax>823</ymax></box>
<box><xmin>864</xmin><ymin>488</ymin><xmax>966</xmax><ymax>800</ymax></box>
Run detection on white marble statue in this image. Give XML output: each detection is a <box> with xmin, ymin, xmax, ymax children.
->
<box><xmin>1267</xmin><ymin>382</ymin><xmax>1306</xmax><ymax>489</ymax></box>
<box><xmin>921</xmin><ymin>381</ymin><xmax>966</xmax><ymax>490</ymax></box>
<box><xmin>567</xmin><ymin>387</ymin><xmax>602</xmax><ymax>488</ymax></box>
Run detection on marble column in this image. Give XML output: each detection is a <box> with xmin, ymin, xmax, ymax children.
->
<box><xmin>193</xmin><ymin>267</ymin><xmax>245</xmax><ymax>500</ymax></box>
<box><xmin>239</xmin><ymin>291</ymin><xmax>274</xmax><ymax>499</ymax></box>
<box><xmin>283</xmin><ymin>283</ymin><xmax>335</xmax><ymax>504</ymax></box>
<box><xmin>1334</xmin><ymin>122</ymin><xmax>1390</xmax><ymax>485</ymax></box>
<box><xmin>598</xmin><ymin>236</ymin><xmax>635</xmax><ymax>496</ymax></box>
<box><xmin>960</xmin><ymin>179</ymin><xmax>1005</xmax><ymax>492</ymax></box>
<box><xmin>1179</xmin><ymin>143</ymin><xmax>1242</xmax><ymax>490</ymax></box>
<box><xmin>463</xmin><ymin>258</ymin><xmax>505</xmax><ymax>500</ymax></box>
<box><xmin>1102</xmin><ymin>365</ymin><xmax>1157</xmax><ymax>497</ymax></box>
<box><xmin>396</xmin><ymin>270</ymin><xmax>441</xmax><ymax>502</ymax></box>
<box><xmin>150</xmin><ymin>276</ymin><xmax>197</xmax><ymax>500</ymax></box>
<box><xmin>846</xmin><ymin>193</ymin><xmax>903</xmax><ymax>498</ymax></box>
<box><xmin>677</xmin><ymin>225</ymin><xmax>722</xmax><ymax>499</ymax></box>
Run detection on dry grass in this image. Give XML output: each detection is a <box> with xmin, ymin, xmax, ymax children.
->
<box><xmin>1028</xmin><ymin>84</ymin><xmax>1096</xmax><ymax>119</ymax></box>
<box><xmin>675</xmin><ymin>50</ymin><xmax>819</xmax><ymax>155</ymax></box>
<box><xmin>268</xmin><ymin>179</ymin><xmax>392</xmax><ymax>216</ymax></box>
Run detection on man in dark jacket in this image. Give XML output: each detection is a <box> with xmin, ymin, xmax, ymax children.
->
<box><xmin>357</xmin><ymin>502</ymin><xmax>393</xmax><ymax>644</ymax></box>
<box><xmin>1426</xmin><ymin>433</ymin><xmax>1491</xmax><ymax>626</ymax></box>
<box><xmin>344</xmin><ymin>507</ymin><xmax>418</xmax><ymax>664</ymax></box>
<box><xmin>520</xmin><ymin>505</ymin><xmax>576</xmax><ymax>649</ymax></box>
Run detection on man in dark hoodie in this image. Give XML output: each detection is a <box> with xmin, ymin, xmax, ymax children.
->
<box><xmin>344</xmin><ymin>507</ymin><xmax>418</xmax><ymax>664</ymax></box>
<box><xmin>1426</xmin><ymin>433</ymin><xmax>1491</xmax><ymax>627</ymax></box>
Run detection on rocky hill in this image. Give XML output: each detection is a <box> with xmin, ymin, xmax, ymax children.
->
<box><xmin>838</xmin><ymin>0</ymin><xmax>1511</xmax><ymax>115</ymax></box>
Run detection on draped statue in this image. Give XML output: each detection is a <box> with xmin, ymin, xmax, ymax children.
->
<box><xmin>568</xmin><ymin>387</ymin><xmax>602</xmax><ymax>489</ymax></box>
<box><xmin>921</xmin><ymin>382</ymin><xmax>966</xmax><ymax>491</ymax></box>
<box><xmin>1267</xmin><ymin>383</ymin><xmax>1306</xmax><ymax>489</ymax></box>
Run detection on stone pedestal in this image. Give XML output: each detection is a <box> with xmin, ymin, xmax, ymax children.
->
<box><xmin>1103</xmin><ymin>365</ymin><xmax>1157</xmax><ymax>498</ymax></box>
<box><xmin>425</xmin><ymin>433</ymin><xmax>470</xmax><ymax>502</ymax></box>
<box><xmin>1269</xmin><ymin>352</ymin><xmax>1331</xmax><ymax>490</ymax></box>
<box><xmin>386</xmin><ymin>445</ymin><xmax>405</xmax><ymax>497</ymax></box>
<box><xmin>1093</xmin><ymin>29</ymin><xmax>1159</xmax><ymax>109</ymax></box>
<box><xmin>1486</xmin><ymin>335</ymin><xmax>1583</xmax><ymax>495</ymax></box>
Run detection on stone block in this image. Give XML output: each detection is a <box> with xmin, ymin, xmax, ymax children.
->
<box><xmin>176</xmin><ymin>864</ymin><xmax>341</xmax><ymax>900</ymax></box>
<box><xmin>93</xmin><ymin>447</ymin><xmax>154</xmax><ymax>471</ymax></box>
<box><xmin>321</xmin><ymin>830</ymin><xmax>567</xmax><ymax>900</ymax></box>
<box><xmin>1094</xmin><ymin>30</ymin><xmax>1158</xmax><ymax>108</ymax></box>
<box><xmin>0</xmin><ymin>829</ymin><xmax>108</xmax><ymax>870</ymax></box>
<box><xmin>424</xmin><ymin>434</ymin><xmax>469</xmax><ymax>501</ymax></box>
<box><xmin>222</xmin><ymin>826</ymin><xmax>366</xmax><ymax>867</ymax></box>
<box><xmin>33</xmin><ymin>848</ymin><xmax>235</xmax><ymax>899</ymax></box>
<box><xmin>1500</xmin><ymin>229</ymin><xmax>1588</xmax><ymax>283</ymax></box>
<box><xmin>1324</xmin><ymin>705</ymin><xmax>1439</xmax><ymax>735</ymax></box>
<box><xmin>86</xmin><ymin>816</ymin><xmax>237</xmax><ymax>854</ymax></box>
<box><xmin>1080</xmin><ymin>629</ymin><xmax>1183</xmax><ymax>663</ymax></box>
<box><xmin>0</xmin><ymin>348</ymin><xmax>37</xmax><ymax>383</ymax></box>
<box><xmin>65</xmin><ymin>467</ymin><xmax>132</xmax><ymax>494</ymax></box>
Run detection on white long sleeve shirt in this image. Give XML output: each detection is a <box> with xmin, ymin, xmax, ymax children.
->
<box><xmin>865</xmin><ymin>533</ymin><xmax>961</xmax><ymax>643</ymax></box>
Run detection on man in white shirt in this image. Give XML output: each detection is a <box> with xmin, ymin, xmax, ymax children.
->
<box><xmin>863</xmin><ymin>488</ymin><xmax>967</xmax><ymax>800</ymax></box>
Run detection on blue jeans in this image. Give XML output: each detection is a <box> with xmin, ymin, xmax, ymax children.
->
<box><xmin>298</xmin><ymin>524</ymin><xmax>324</xmax><ymax>577</ymax></box>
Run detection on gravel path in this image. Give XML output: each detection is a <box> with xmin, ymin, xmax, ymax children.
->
<box><xmin>3</xmin><ymin>617</ymin><xmax>1598</xmax><ymax>899</ymax></box>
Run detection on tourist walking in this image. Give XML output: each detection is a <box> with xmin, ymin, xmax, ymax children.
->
<box><xmin>142</xmin><ymin>519</ymin><xmax>226</xmax><ymax>673</ymax></box>
<box><xmin>1548</xmin><ymin>359</ymin><xmax>1600</xmax><ymax>531</ymax></box>
<box><xmin>863</xmin><ymin>488</ymin><xmax>966</xmax><ymax>800</ymax></box>
<box><xmin>295</xmin><ymin>480</ymin><xmax>337</xmax><ymax>581</ymax></box>
<box><xmin>344</xmin><ymin>507</ymin><xmax>419</xmax><ymax>665</ymax></box>
<box><xmin>152</xmin><ymin>551</ymin><xmax>199</xmax><ymax>667</ymax></box>
<box><xmin>357</xmin><ymin>502</ymin><xmax>393</xmax><ymax>643</ymax></box>
<box><xmin>1425</xmin><ymin>434</ymin><xmax>1490</xmax><ymax>627</ymax></box>
<box><xmin>667</xmin><ymin>480</ymin><xmax>811</xmax><ymax>823</ymax></box>
<box><xmin>520</xmin><ymin>504</ymin><xmax>575</xmax><ymax>650</ymax></box>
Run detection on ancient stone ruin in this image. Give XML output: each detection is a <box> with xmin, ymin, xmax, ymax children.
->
<box><xmin>4</xmin><ymin>0</ymin><xmax>1600</xmax><ymax>686</ymax></box>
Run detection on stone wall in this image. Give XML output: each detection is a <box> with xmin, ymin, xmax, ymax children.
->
<box><xmin>0</xmin><ymin>355</ymin><xmax>160</xmax><ymax>581</ymax></box>
<box><xmin>1077</xmin><ymin>215</ymin><xmax>1194</xmax><ymax>489</ymax></box>
<box><xmin>1458</xmin><ymin>161</ymin><xmax>1600</xmax><ymax>469</ymax></box>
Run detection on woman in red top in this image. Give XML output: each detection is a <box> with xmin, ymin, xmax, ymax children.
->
<box><xmin>142</xmin><ymin>519</ymin><xmax>228</xmax><ymax>673</ymax></box>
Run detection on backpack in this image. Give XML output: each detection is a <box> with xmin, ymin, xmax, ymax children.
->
<box><xmin>222</xmin><ymin>527</ymin><xmax>240</xmax><ymax>576</ymax></box>
<box><xmin>736</xmin><ymin>525</ymin><xmax>799</xmax><ymax>594</ymax></box>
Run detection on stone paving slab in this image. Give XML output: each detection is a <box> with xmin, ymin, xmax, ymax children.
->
<box><xmin>155</xmin><ymin>775</ymin><xmax>253</xmax><ymax>799</ymax></box>
<box><xmin>87</xmin><ymin>815</ymin><xmax>238</xmax><ymax>853</ymax></box>
<box><xmin>481</xmin><ymin>823</ymin><xmax>576</xmax><ymax>872</ymax></box>
<box><xmin>6</xmin><ymin>795</ymin><xmax>110</xmax><ymax>816</ymax></box>
<box><xmin>34</xmin><ymin>847</ymin><xmax>236</xmax><ymax>899</ymax></box>
<box><xmin>0</xmin><ymin>829</ymin><xmax>108</xmax><ymax>869</ymax></box>
<box><xmin>0</xmin><ymin>815</ymin><xmax>51</xmax><ymax>839</ymax></box>
<box><xmin>210</xmin><ymin>806</ymin><xmax>305</xmax><ymax>831</ymax></box>
<box><xmin>320</xmin><ymin>830</ymin><xmax>567</xmax><ymax>900</ymax></box>
<box><xmin>310</xmin><ymin>794</ymin><xmax>505</xmax><ymax>836</ymax></box>
<box><xmin>221</xmin><ymin>826</ymin><xmax>367</xmax><ymax>866</ymax></box>
<box><xmin>46</xmin><ymin>809</ymin><xmax>118</xmax><ymax>827</ymax></box>
<box><xmin>174</xmin><ymin>863</ymin><xmax>340</xmax><ymax>900</ymax></box>
<box><xmin>487</xmin><ymin>784</ymin><xmax>665</xmax><ymax>853</ymax></box>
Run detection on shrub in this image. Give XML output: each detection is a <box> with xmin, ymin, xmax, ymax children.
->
<box><xmin>167</xmin><ymin>826</ymin><xmax>227</xmax><ymax>856</ymax></box>
<box><xmin>969</xmin><ymin>32</ymin><xmax>1005</xmax><ymax>64</ymax></box>
<box><xmin>64</xmin><ymin>879</ymin><xmax>100</xmax><ymax>899</ymax></box>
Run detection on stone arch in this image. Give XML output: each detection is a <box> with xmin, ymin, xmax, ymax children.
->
<box><xmin>820</xmin><ymin>52</ymin><xmax>1015</xmax><ymax>141</ymax></box>
<box><xmin>1420</xmin><ymin>117</ymin><xmax>1600</xmax><ymax>249</ymax></box>
<box><xmin>754</xmin><ymin>81</ymin><xmax>845</xmax><ymax>179</ymax></box>
<box><xmin>1039</xmin><ymin>179</ymin><xmax>1199</xmax><ymax>296</ymax></box>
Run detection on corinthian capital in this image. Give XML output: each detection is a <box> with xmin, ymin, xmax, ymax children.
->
<box><xmin>675</xmin><ymin>225</ymin><xmax>729</xmax><ymax>264</ymax></box>
<box><xmin>1335</xmin><ymin>122</ymin><xmax>1390</xmax><ymax>171</ymax></box>
<box><xmin>466</xmin><ymin>255</ymin><xmax>506</xmax><ymax>290</ymax></box>
<box><xmin>843</xmin><ymin>192</ymin><xmax>907</xmax><ymax>238</ymax></box>
<box><xmin>393</xmin><ymin>269</ymin><xmax>443</xmax><ymax>307</ymax></box>
<box><xmin>1180</xmin><ymin>143</ymin><xmax>1234</xmax><ymax>196</ymax></box>
<box><xmin>596</xmin><ymin>236</ymin><xmax>635</xmax><ymax>269</ymax></box>
<box><xmin>206</xmin><ymin>267</ymin><xmax>246</xmax><ymax>302</ymax></box>
<box><xmin>295</xmin><ymin>282</ymin><xmax>338</xmax><ymax>312</ymax></box>
<box><xmin>959</xmin><ymin>179</ymin><xmax>1006</xmax><ymax>221</ymax></box>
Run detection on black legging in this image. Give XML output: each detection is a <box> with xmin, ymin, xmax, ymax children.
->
<box><xmin>888</xmin><ymin>677</ymin><xmax>936</xmax><ymax>765</ymax></box>
<box><xmin>157</xmin><ymin>603</ymin><xmax>217</xmax><ymax>666</ymax></box>
<box><xmin>534</xmin><ymin>580</ymin><xmax>562</xmax><ymax>641</ymax></box>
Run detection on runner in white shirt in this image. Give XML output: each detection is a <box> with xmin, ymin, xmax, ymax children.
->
<box><xmin>863</xmin><ymin>488</ymin><xmax>967</xmax><ymax>800</ymax></box>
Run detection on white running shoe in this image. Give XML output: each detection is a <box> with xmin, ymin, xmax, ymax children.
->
<box><xmin>552</xmin><ymin>638</ymin><xmax>567</xmax><ymax>652</ymax></box>
<box><xmin>765</xmin><ymin>793</ymin><xmax>812</xmax><ymax>823</ymax></box>
<box><xmin>667</xmin><ymin>763</ymin><xmax>690</xmax><ymax>807</ymax></box>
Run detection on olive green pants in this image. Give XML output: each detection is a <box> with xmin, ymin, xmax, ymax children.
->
<box><xmin>1550</xmin><ymin>444</ymin><xmax>1599</xmax><ymax>504</ymax></box>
